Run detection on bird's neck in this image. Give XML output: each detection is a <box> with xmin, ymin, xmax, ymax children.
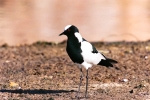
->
<box><xmin>67</xmin><ymin>33</ymin><xmax>82</xmax><ymax>43</ymax></box>
<box><xmin>67</xmin><ymin>36</ymin><xmax>81</xmax><ymax>50</ymax></box>
<box><xmin>67</xmin><ymin>35</ymin><xmax>78</xmax><ymax>43</ymax></box>
<box><xmin>74</xmin><ymin>32</ymin><xmax>83</xmax><ymax>43</ymax></box>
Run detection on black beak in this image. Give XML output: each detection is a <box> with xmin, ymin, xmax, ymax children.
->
<box><xmin>59</xmin><ymin>32</ymin><xmax>64</xmax><ymax>36</ymax></box>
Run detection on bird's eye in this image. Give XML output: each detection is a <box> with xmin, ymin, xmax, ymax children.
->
<box><xmin>67</xmin><ymin>29</ymin><xmax>70</xmax><ymax>32</ymax></box>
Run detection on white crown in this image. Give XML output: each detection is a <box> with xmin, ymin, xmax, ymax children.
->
<box><xmin>64</xmin><ymin>25</ymin><xmax>72</xmax><ymax>31</ymax></box>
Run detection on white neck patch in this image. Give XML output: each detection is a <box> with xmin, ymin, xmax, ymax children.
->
<box><xmin>64</xmin><ymin>25</ymin><xmax>72</xmax><ymax>31</ymax></box>
<box><xmin>75</xmin><ymin>32</ymin><xmax>83</xmax><ymax>42</ymax></box>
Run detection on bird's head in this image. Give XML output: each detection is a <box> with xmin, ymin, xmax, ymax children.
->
<box><xmin>59</xmin><ymin>25</ymin><xmax>79</xmax><ymax>37</ymax></box>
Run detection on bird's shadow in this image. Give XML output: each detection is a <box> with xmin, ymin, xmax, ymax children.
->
<box><xmin>0</xmin><ymin>89</ymin><xmax>75</xmax><ymax>94</ymax></box>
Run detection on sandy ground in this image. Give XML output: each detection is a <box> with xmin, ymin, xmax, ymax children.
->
<box><xmin>0</xmin><ymin>41</ymin><xmax>150</xmax><ymax>100</ymax></box>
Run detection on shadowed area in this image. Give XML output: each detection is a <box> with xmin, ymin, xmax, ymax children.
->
<box><xmin>0</xmin><ymin>89</ymin><xmax>75</xmax><ymax>94</ymax></box>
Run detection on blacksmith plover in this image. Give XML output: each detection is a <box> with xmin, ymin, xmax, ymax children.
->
<box><xmin>59</xmin><ymin>25</ymin><xmax>118</xmax><ymax>98</ymax></box>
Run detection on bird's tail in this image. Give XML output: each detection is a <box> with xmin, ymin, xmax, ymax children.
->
<box><xmin>98</xmin><ymin>58</ymin><xmax>118</xmax><ymax>67</ymax></box>
<box><xmin>106</xmin><ymin>58</ymin><xmax>118</xmax><ymax>63</ymax></box>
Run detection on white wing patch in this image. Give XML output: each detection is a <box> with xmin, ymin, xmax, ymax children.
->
<box><xmin>81</xmin><ymin>41</ymin><xmax>106</xmax><ymax>67</ymax></box>
<box><xmin>64</xmin><ymin>25</ymin><xmax>72</xmax><ymax>31</ymax></box>
<box><xmin>74</xmin><ymin>32</ymin><xmax>106</xmax><ymax>69</ymax></box>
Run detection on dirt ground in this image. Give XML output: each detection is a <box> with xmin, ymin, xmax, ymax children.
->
<box><xmin>0</xmin><ymin>41</ymin><xmax>150</xmax><ymax>100</ymax></box>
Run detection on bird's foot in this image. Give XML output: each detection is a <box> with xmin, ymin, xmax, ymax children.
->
<box><xmin>75</xmin><ymin>92</ymin><xmax>80</xmax><ymax>99</ymax></box>
<box><xmin>85</xmin><ymin>93</ymin><xmax>88</xmax><ymax>99</ymax></box>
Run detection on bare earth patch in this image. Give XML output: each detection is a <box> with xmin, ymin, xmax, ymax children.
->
<box><xmin>0</xmin><ymin>41</ymin><xmax>150</xmax><ymax>100</ymax></box>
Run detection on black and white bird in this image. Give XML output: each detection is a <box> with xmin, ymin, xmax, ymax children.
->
<box><xmin>59</xmin><ymin>25</ymin><xmax>117</xmax><ymax>98</ymax></box>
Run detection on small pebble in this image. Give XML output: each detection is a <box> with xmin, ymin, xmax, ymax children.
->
<box><xmin>5</xmin><ymin>60</ymin><xmax>10</xmax><ymax>63</ymax></box>
<box><xmin>145</xmin><ymin>56</ymin><xmax>148</xmax><ymax>59</ymax></box>
<box><xmin>123</xmin><ymin>79</ymin><xmax>128</xmax><ymax>82</ymax></box>
<box><xmin>18</xmin><ymin>86</ymin><xmax>21</xmax><ymax>89</ymax></box>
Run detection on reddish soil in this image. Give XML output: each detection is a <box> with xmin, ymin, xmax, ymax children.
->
<box><xmin>0</xmin><ymin>41</ymin><xmax>150</xmax><ymax>100</ymax></box>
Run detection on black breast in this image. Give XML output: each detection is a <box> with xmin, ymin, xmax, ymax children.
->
<box><xmin>66</xmin><ymin>37</ymin><xmax>84</xmax><ymax>64</ymax></box>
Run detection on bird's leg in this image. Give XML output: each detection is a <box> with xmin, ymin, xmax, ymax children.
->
<box><xmin>76</xmin><ymin>67</ymin><xmax>83</xmax><ymax>98</ymax></box>
<box><xmin>85</xmin><ymin>69</ymin><xmax>89</xmax><ymax>98</ymax></box>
